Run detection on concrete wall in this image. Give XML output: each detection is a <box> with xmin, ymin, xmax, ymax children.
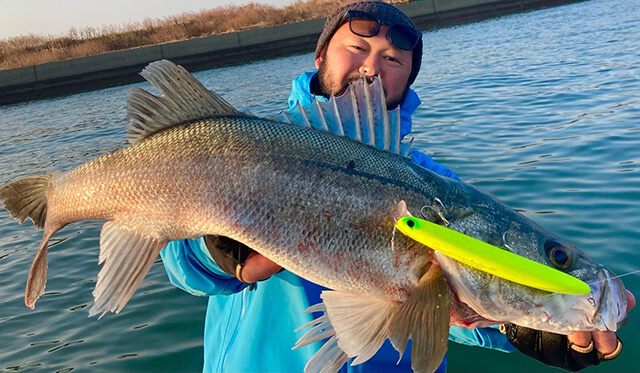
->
<box><xmin>0</xmin><ymin>0</ymin><xmax>583</xmax><ymax>105</ymax></box>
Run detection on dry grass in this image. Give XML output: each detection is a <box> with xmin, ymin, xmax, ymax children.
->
<box><xmin>0</xmin><ymin>0</ymin><xmax>410</xmax><ymax>70</ymax></box>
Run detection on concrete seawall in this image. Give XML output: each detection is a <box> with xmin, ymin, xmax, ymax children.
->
<box><xmin>0</xmin><ymin>0</ymin><xmax>583</xmax><ymax>105</ymax></box>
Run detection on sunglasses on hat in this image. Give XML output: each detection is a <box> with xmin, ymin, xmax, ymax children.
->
<box><xmin>344</xmin><ymin>9</ymin><xmax>420</xmax><ymax>51</ymax></box>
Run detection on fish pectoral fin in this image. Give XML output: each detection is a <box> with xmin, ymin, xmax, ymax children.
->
<box><xmin>389</xmin><ymin>264</ymin><xmax>450</xmax><ymax>373</ymax></box>
<box><xmin>297</xmin><ymin>290</ymin><xmax>399</xmax><ymax>371</ymax></box>
<box><xmin>89</xmin><ymin>220</ymin><xmax>167</xmax><ymax>318</ymax></box>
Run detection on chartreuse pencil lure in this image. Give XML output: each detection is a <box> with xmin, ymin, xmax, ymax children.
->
<box><xmin>396</xmin><ymin>217</ymin><xmax>590</xmax><ymax>295</ymax></box>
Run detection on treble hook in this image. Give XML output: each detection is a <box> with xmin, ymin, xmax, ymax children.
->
<box><xmin>502</xmin><ymin>231</ymin><xmax>513</xmax><ymax>252</ymax></box>
<box><xmin>420</xmin><ymin>197</ymin><xmax>450</xmax><ymax>226</ymax></box>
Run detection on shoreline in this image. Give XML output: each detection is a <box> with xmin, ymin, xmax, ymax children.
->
<box><xmin>0</xmin><ymin>0</ymin><xmax>584</xmax><ymax>106</ymax></box>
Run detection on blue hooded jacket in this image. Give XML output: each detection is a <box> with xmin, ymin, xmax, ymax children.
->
<box><xmin>160</xmin><ymin>71</ymin><xmax>514</xmax><ymax>373</ymax></box>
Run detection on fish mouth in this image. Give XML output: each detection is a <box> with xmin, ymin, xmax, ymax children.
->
<box><xmin>591</xmin><ymin>268</ymin><xmax>628</xmax><ymax>332</ymax></box>
<box><xmin>437</xmin><ymin>252</ymin><xmax>629</xmax><ymax>332</ymax></box>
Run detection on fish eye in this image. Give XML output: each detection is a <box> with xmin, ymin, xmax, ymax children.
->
<box><xmin>544</xmin><ymin>240</ymin><xmax>573</xmax><ymax>269</ymax></box>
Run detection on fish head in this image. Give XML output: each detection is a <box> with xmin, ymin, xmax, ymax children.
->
<box><xmin>437</xmin><ymin>209</ymin><xmax>628</xmax><ymax>334</ymax></box>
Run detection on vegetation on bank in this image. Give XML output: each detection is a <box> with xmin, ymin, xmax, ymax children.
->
<box><xmin>0</xmin><ymin>0</ymin><xmax>409</xmax><ymax>71</ymax></box>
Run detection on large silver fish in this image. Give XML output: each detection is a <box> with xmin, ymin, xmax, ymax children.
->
<box><xmin>0</xmin><ymin>60</ymin><xmax>627</xmax><ymax>373</ymax></box>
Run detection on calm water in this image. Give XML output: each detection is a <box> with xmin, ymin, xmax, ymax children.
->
<box><xmin>1</xmin><ymin>0</ymin><xmax>638</xmax><ymax>372</ymax></box>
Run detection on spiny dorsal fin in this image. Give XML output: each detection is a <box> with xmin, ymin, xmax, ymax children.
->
<box><xmin>126</xmin><ymin>60</ymin><xmax>241</xmax><ymax>144</ymax></box>
<box><xmin>278</xmin><ymin>74</ymin><xmax>411</xmax><ymax>157</ymax></box>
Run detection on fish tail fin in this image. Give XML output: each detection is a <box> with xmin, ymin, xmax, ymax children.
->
<box><xmin>0</xmin><ymin>174</ymin><xmax>53</xmax><ymax>229</ymax></box>
<box><xmin>25</xmin><ymin>229</ymin><xmax>58</xmax><ymax>309</ymax></box>
<box><xmin>1</xmin><ymin>173</ymin><xmax>63</xmax><ymax>309</ymax></box>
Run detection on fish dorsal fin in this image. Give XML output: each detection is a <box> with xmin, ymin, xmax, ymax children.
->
<box><xmin>126</xmin><ymin>60</ymin><xmax>240</xmax><ymax>144</ymax></box>
<box><xmin>277</xmin><ymin>74</ymin><xmax>411</xmax><ymax>157</ymax></box>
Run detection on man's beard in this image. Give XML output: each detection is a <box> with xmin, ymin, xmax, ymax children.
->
<box><xmin>316</xmin><ymin>54</ymin><xmax>409</xmax><ymax>110</ymax></box>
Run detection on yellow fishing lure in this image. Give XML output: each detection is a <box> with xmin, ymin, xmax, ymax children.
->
<box><xmin>396</xmin><ymin>217</ymin><xmax>590</xmax><ymax>295</ymax></box>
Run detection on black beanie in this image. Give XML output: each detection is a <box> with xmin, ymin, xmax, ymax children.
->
<box><xmin>315</xmin><ymin>1</ymin><xmax>423</xmax><ymax>86</ymax></box>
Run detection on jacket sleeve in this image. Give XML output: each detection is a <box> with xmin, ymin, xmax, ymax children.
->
<box><xmin>160</xmin><ymin>238</ymin><xmax>248</xmax><ymax>296</ymax></box>
<box><xmin>411</xmin><ymin>149</ymin><xmax>460</xmax><ymax>181</ymax></box>
<box><xmin>449</xmin><ymin>325</ymin><xmax>516</xmax><ymax>353</ymax></box>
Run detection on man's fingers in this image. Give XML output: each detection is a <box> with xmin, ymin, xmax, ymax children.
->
<box><xmin>567</xmin><ymin>331</ymin><xmax>592</xmax><ymax>349</ymax></box>
<box><xmin>626</xmin><ymin>290</ymin><xmax>635</xmax><ymax>311</ymax></box>
<box><xmin>591</xmin><ymin>331</ymin><xmax>619</xmax><ymax>355</ymax></box>
<box><xmin>240</xmin><ymin>252</ymin><xmax>282</xmax><ymax>283</ymax></box>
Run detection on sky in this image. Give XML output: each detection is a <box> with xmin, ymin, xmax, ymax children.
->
<box><xmin>0</xmin><ymin>0</ymin><xmax>296</xmax><ymax>39</ymax></box>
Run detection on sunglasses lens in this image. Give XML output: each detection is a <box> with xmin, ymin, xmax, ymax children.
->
<box><xmin>348</xmin><ymin>11</ymin><xmax>381</xmax><ymax>37</ymax></box>
<box><xmin>345</xmin><ymin>10</ymin><xmax>420</xmax><ymax>51</ymax></box>
<box><xmin>388</xmin><ymin>25</ymin><xmax>419</xmax><ymax>50</ymax></box>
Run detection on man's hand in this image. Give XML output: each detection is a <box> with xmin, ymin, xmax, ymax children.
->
<box><xmin>204</xmin><ymin>235</ymin><xmax>281</xmax><ymax>283</ymax></box>
<box><xmin>568</xmin><ymin>290</ymin><xmax>635</xmax><ymax>356</ymax></box>
<box><xmin>240</xmin><ymin>252</ymin><xmax>282</xmax><ymax>283</ymax></box>
<box><xmin>504</xmin><ymin>290</ymin><xmax>635</xmax><ymax>371</ymax></box>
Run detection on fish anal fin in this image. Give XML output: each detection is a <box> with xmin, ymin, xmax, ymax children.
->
<box><xmin>89</xmin><ymin>220</ymin><xmax>166</xmax><ymax>318</ymax></box>
<box><xmin>321</xmin><ymin>290</ymin><xmax>398</xmax><ymax>366</ymax></box>
<box><xmin>389</xmin><ymin>264</ymin><xmax>450</xmax><ymax>373</ymax></box>
<box><xmin>126</xmin><ymin>60</ymin><xmax>240</xmax><ymax>144</ymax></box>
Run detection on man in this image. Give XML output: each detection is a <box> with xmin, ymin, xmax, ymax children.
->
<box><xmin>161</xmin><ymin>2</ymin><xmax>634</xmax><ymax>372</ymax></box>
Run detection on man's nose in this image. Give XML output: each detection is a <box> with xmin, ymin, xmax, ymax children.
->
<box><xmin>358</xmin><ymin>56</ymin><xmax>380</xmax><ymax>76</ymax></box>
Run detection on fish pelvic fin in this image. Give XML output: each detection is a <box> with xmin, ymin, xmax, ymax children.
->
<box><xmin>0</xmin><ymin>174</ymin><xmax>53</xmax><ymax>229</ymax></box>
<box><xmin>389</xmin><ymin>264</ymin><xmax>450</xmax><ymax>373</ymax></box>
<box><xmin>89</xmin><ymin>220</ymin><xmax>167</xmax><ymax>318</ymax></box>
<box><xmin>277</xmin><ymin>74</ymin><xmax>411</xmax><ymax>158</ymax></box>
<box><xmin>295</xmin><ymin>291</ymin><xmax>398</xmax><ymax>372</ymax></box>
<box><xmin>294</xmin><ymin>303</ymin><xmax>350</xmax><ymax>373</ymax></box>
<box><xmin>126</xmin><ymin>60</ymin><xmax>241</xmax><ymax>144</ymax></box>
<box><xmin>297</xmin><ymin>266</ymin><xmax>450</xmax><ymax>373</ymax></box>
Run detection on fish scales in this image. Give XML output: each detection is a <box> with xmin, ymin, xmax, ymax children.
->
<box><xmin>48</xmin><ymin>114</ymin><xmax>443</xmax><ymax>300</ymax></box>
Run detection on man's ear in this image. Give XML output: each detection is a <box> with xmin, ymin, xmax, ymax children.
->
<box><xmin>315</xmin><ymin>49</ymin><xmax>325</xmax><ymax>69</ymax></box>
